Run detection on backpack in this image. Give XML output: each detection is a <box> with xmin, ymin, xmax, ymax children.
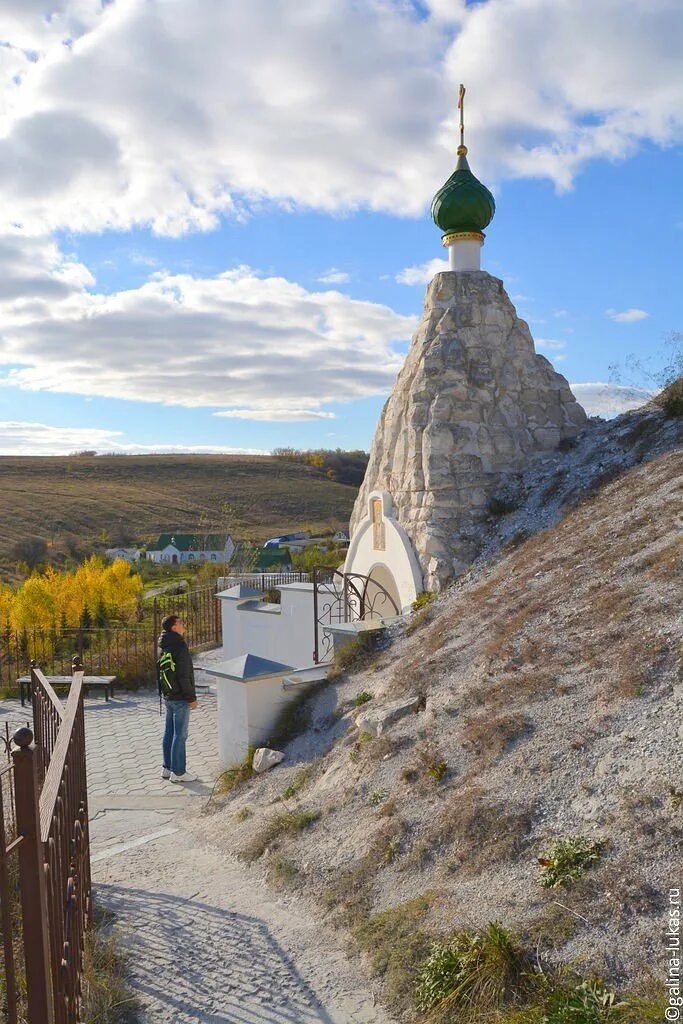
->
<box><xmin>157</xmin><ymin>650</ymin><xmax>177</xmax><ymax>712</ymax></box>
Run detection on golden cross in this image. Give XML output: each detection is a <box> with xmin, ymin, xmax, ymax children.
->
<box><xmin>457</xmin><ymin>83</ymin><xmax>466</xmax><ymax>151</ymax></box>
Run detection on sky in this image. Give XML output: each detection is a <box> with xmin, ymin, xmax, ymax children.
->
<box><xmin>0</xmin><ymin>0</ymin><xmax>681</xmax><ymax>455</ymax></box>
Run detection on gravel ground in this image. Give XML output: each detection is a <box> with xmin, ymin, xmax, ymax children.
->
<box><xmin>92</xmin><ymin>805</ymin><xmax>396</xmax><ymax>1023</ymax></box>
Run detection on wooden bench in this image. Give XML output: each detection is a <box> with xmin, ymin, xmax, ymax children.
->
<box><xmin>18</xmin><ymin>674</ymin><xmax>116</xmax><ymax>708</ymax></box>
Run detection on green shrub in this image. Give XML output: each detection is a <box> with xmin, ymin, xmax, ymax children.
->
<box><xmin>538</xmin><ymin>837</ymin><xmax>606</xmax><ymax>888</ymax></box>
<box><xmin>541</xmin><ymin>978</ymin><xmax>623</xmax><ymax>1023</ymax></box>
<box><xmin>426</xmin><ymin>760</ymin><xmax>448</xmax><ymax>784</ymax></box>
<box><xmin>412</xmin><ymin>591</ymin><xmax>436</xmax><ymax>612</ymax></box>
<box><xmin>354</xmin><ymin>690</ymin><xmax>373</xmax><ymax>706</ymax></box>
<box><xmin>415</xmin><ymin>922</ymin><xmax>534</xmax><ymax>1015</ymax></box>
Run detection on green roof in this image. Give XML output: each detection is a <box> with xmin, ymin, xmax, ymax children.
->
<box><xmin>148</xmin><ymin>533</ymin><xmax>231</xmax><ymax>552</ymax></box>
<box><xmin>431</xmin><ymin>151</ymin><xmax>495</xmax><ymax>238</ymax></box>
<box><xmin>256</xmin><ymin>549</ymin><xmax>291</xmax><ymax>569</ymax></box>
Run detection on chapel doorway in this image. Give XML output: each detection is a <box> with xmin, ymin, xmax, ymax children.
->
<box><xmin>367</xmin><ymin>563</ymin><xmax>401</xmax><ymax>618</ymax></box>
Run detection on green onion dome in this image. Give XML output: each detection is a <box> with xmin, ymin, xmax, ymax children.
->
<box><xmin>431</xmin><ymin>147</ymin><xmax>495</xmax><ymax>240</ymax></box>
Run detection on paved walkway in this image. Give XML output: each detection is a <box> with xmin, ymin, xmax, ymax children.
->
<box><xmin>0</xmin><ymin>686</ymin><xmax>391</xmax><ymax>1023</ymax></box>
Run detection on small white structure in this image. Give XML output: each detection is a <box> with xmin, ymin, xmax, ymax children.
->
<box><xmin>343</xmin><ymin>490</ymin><xmax>423</xmax><ymax>612</ymax></box>
<box><xmin>203</xmin><ymin>654</ymin><xmax>294</xmax><ymax>767</ymax></box>
<box><xmin>147</xmin><ymin>532</ymin><xmax>235</xmax><ymax>565</ymax></box>
<box><xmin>218</xmin><ymin>583</ymin><xmax>320</xmax><ymax>669</ymax></box>
<box><xmin>105</xmin><ymin>547</ymin><xmax>140</xmax><ymax>563</ymax></box>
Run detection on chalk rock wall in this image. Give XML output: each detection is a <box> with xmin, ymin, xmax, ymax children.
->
<box><xmin>351</xmin><ymin>272</ymin><xmax>587</xmax><ymax>590</ymax></box>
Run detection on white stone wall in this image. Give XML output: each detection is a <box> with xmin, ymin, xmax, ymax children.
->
<box><xmin>351</xmin><ymin>271</ymin><xmax>588</xmax><ymax>590</ymax></box>
<box><xmin>219</xmin><ymin>584</ymin><xmax>321</xmax><ymax>669</ymax></box>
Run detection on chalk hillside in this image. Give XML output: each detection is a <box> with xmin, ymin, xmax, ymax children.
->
<box><xmin>202</xmin><ymin>396</ymin><xmax>682</xmax><ymax>1021</ymax></box>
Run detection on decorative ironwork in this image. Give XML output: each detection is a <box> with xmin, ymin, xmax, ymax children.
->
<box><xmin>312</xmin><ymin>567</ymin><xmax>400</xmax><ymax>664</ymax></box>
<box><xmin>0</xmin><ymin>625</ymin><xmax>152</xmax><ymax>695</ymax></box>
<box><xmin>152</xmin><ymin>582</ymin><xmax>222</xmax><ymax>659</ymax></box>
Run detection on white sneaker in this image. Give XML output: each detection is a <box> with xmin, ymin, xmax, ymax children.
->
<box><xmin>161</xmin><ymin>767</ymin><xmax>171</xmax><ymax>780</ymax></box>
<box><xmin>170</xmin><ymin>771</ymin><xmax>197</xmax><ymax>783</ymax></box>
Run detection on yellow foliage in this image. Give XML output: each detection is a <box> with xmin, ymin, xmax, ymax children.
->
<box><xmin>2</xmin><ymin>557</ymin><xmax>142</xmax><ymax>631</ymax></box>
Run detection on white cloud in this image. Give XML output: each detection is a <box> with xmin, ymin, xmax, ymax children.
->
<box><xmin>396</xmin><ymin>258</ymin><xmax>449</xmax><ymax>285</ymax></box>
<box><xmin>317</xmin><ymin>269</ymin><xmax>350</xmax><ymax>285</ymax></box>
<box><xmin>215</xmin><ymin>408</ymin><xmax>336</xmax><ymax>422</ymax></box>
<box><xmin>0</xmin><ymin>245</ymin><xmax>415</xmax><ymax>419</ymax></box>
<box><xmin>0</xmin><ymin>420</ymin><xmax>267</xmax><ymax>455</ymax></box>
<box><xmin>536</xmin><ymin>338</ymin><xmax>567</xmax><ymax>351</ymax></box>
<box><xmin>570</xmin><ymin>382</ymin><xmax>654</xmax><ymax>417</ymax></box>
<box><xmin>0</xmin><ymin>1</ymin><xmax>679</xmax><ymax>233</ymax></box>
<box><xmin>605</xmin><ymin>308</ymin><xmax>650</xmax><ymax>323</ymax></box>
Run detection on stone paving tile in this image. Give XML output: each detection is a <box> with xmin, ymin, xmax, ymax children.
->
<box><xmin>0</xmin><ymin>688</ymin><xmax>219</xmax><ymax>799</ymax></box>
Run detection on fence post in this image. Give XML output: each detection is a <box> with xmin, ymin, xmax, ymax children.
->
<box><xmin>12</xmin><ymin>727</ymin><xmax>54</xmax><ymax>1024</ymax></box>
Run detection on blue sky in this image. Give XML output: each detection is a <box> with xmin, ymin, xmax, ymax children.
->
<box><xmin>0</xmin><ymin>1</ymin><xmax>680</xmax><ymax>454</ymax></box>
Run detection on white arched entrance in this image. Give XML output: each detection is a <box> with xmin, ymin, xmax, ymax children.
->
<box><xmin>344</xmin><ymin>491</ymin><xmax>423</xmax><ymax>613</ymax></box>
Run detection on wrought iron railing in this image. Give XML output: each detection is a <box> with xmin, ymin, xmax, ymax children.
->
<box><xmin>0</xmin><ymin>625</ymin><xmax>152</xmax><ymax>694</ymax></box>
<box><xmin>38</xmin><ymin>669</ymin><xmax>90</xmax><ymax>1024</ymax></box>
<box><xmin>312</xmin><ymin>567</ymin><xmax>400</xmax><ymax>664</ymax></box>
<box><xmin>152</xmin><ymin>582</ymin><xmax>222</xmax><ymax>655</ymax></box>
<box><xmin>0</xmin><ymin>665</ymin><xmax>91</xmax><ymax>1024</ymax></box>
<box><xmin>0</xmin><ymin>748</ymin><xmax>24</xmax><ymax>1024</ymax></box>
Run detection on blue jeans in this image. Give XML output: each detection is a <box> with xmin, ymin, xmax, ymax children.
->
<box><xmin>162</xmin><ymin>700</ymin><xmax>191</xmax><ymax>776</ymax></box>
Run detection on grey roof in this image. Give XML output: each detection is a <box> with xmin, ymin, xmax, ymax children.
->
<box><xmin>218</xmin><ymin>584</ymin><xmax>262</xmax><ymax>600</ymax></box>
<box><xmin>211</xmin><ymin>654</ymin><xmax>294</xmax><ymax>680</ymax></box>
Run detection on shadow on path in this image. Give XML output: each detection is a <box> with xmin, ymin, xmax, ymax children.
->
<box><xmin>97</xmin><ymin>883</ymin><xmax>336</xmax><ymax>1024</ymax></box>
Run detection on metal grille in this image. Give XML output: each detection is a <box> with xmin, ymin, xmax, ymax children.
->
<box><xmin>0</xmin><ymin>738</ymin><xmax>25</xmax><ymax>1024</ymax></box>
<box><xmin>152</xmin><ymin>582</ymin><xmax>222</xmax><ymax>654</ymax></box>
<box><xmin>0</xmin><ymin>626</ymin><xmax>152</xmax><ymax>694</ymax></box>
<box><xmin>312</xmin><ymin>567</ymin><xmax>400</xmax><ymax>664</ymax></box>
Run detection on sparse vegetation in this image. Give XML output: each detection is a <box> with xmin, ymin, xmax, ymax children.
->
<box><xmin>234</xmin><ymin>807</ymin><xmax>252</xmax><ymax>822</ymax></box>
<box><xmin>412</xmin><ymin>591</ymin><xmax>436</xmax><ymax>612</ymax></box>
<box><xmin>242</xmin><ymin>809</ymin><xmax>320</xmax><ymax>863</ymax></box>
<box><xmin>215</xmin><ymin>749</ymin><xmax>255</xmax><ymax>795</ymax></box>
<box><xmin>462</xmin><ymin>712</ymin><xmax>532</xmax><ymax>761</ymax></box>
<box><xmin>326</xmin><ymin>633</ymin><xmax>381</xmax><ymax>681</ymax></box>
<box><xmin>354</xmin><ymin>690</ymin><xmax>373</xmax><ymax>706</ymax></box>
<box><xmin>82</xmin><ymin>905</ymin><xmax>139</xmax><ymax>1024</ymax></box>
<box><xmin>352</xmin><ymin>894</ymin><xmax>435</xmax><ymax>1011</ymax></box>
<box><xmin>282</xmin><ymin>766</ymin><xmax>315</xmax><ymax>800</ymax></box>
<box><xmin>538</xmin><ymin>837</ymin><xmax>607</xmax><ymax>889</ymax></box>
<box><xmin>657</xmin><ymin>374</ymin><xmax>683</xmax><ymax>417</ymax></box>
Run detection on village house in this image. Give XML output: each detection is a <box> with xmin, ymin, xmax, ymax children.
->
<box><xmin>104</xmin><ymin>546</ymin><xmax>141</xmax><ymax>563</ymax></box>
<box><xmin>146</xmin><ymin>533</ymin><xmax>235</xmax><ymax>565</ymax></box>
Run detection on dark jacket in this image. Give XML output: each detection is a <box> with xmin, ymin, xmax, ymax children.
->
<box><xmin>157</xmin><ymin>630</ymin><xmax>196</xmax><ymax>703</ymax></box>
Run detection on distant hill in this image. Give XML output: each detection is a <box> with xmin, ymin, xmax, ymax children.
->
<box><xmin>0</xmin><ymin>454</ymin><xmax>358</xmax><ymax>572</ymax></box>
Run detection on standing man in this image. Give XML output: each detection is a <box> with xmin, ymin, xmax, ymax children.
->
<box><xmin>157</xmin><ymin>614</ymin><xmax>198</xmax><ymax>783</ymax></box>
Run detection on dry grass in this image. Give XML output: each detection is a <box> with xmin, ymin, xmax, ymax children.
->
<box><xmin>241</xmin><ymin>808</ymin><xmax>321</xmax><ymax>863</ymax></box>
<box><xmin>405</xmin><ymin>786</ymin><xmax>535</xmax><ymax>876</ymax></box>
<box><xmin>461</xmin><ymin>712</ymin><xmax>532</xmax><ymax>761</ymax></box>
<box><xmin>0</xmin><ymin>453</ymin><xmax>355</xmax><ymax>571</ymax></box>
<box><xmin>82</xmin><ymin>905</ymin><xmax>139</xmax><ymax>1024</ymax></box>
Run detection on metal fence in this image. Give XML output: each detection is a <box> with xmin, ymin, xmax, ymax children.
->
<box><xmin>152</xmin><ymin>582</ymin><xmax>222</xmax><ymax>653</ymax></box>
<box><xmin>0</xmin><ymin>726</ymin><xmax>25</xmax><ymax>1024</ymax></box>
<box><xmin>0</xmin><ymin>665</ymin><xmax>91</xmax><ymax>1023</ymax></box>
<box><xmin>217</xmin><ymin>571</ymin><xmax>311</xmax><ymax>592</ymax></box>
<box><xmin>0</xmin><ymin>625</ymin><xmax>153</xmax><ymax>695</ymax></box>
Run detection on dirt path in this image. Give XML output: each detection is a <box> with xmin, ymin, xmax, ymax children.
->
<box><xmin>92</xmin><ymin>805</ymin><xmax>393</xmax><ymax>1024</ymax></box>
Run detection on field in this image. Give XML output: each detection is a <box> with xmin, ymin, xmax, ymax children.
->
<box><xmin>0</xmin><ymin>454</ymin><xmax>357</xmax><ymax>572</ymax></box>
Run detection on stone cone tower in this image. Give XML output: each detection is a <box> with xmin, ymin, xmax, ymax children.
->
<box><xmin>351</xmin><ymin>270</ymin><xmax>587</xmax><ymax>590</ymax></box>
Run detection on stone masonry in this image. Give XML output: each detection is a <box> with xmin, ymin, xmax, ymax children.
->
<box><xmin>352</xmin><ymin>271</ymin><xmax>587</xmax><ymax>590</ymax></box>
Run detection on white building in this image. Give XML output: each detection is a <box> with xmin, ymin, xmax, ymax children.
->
<box><xmin>146</xmin><ymin>532</ymin><xmax>235</xmax><ymax>565</ymax></box>
<box><xmin>105</xmin><ymin>547</ymin><xmax>141</xmax><ymax>563</ymax></box>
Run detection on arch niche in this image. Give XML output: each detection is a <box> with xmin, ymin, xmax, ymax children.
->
<box><xmin>343</xmin><ymin>491</ymin><xmax>423</xmax><ymax>614</ymax></box>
